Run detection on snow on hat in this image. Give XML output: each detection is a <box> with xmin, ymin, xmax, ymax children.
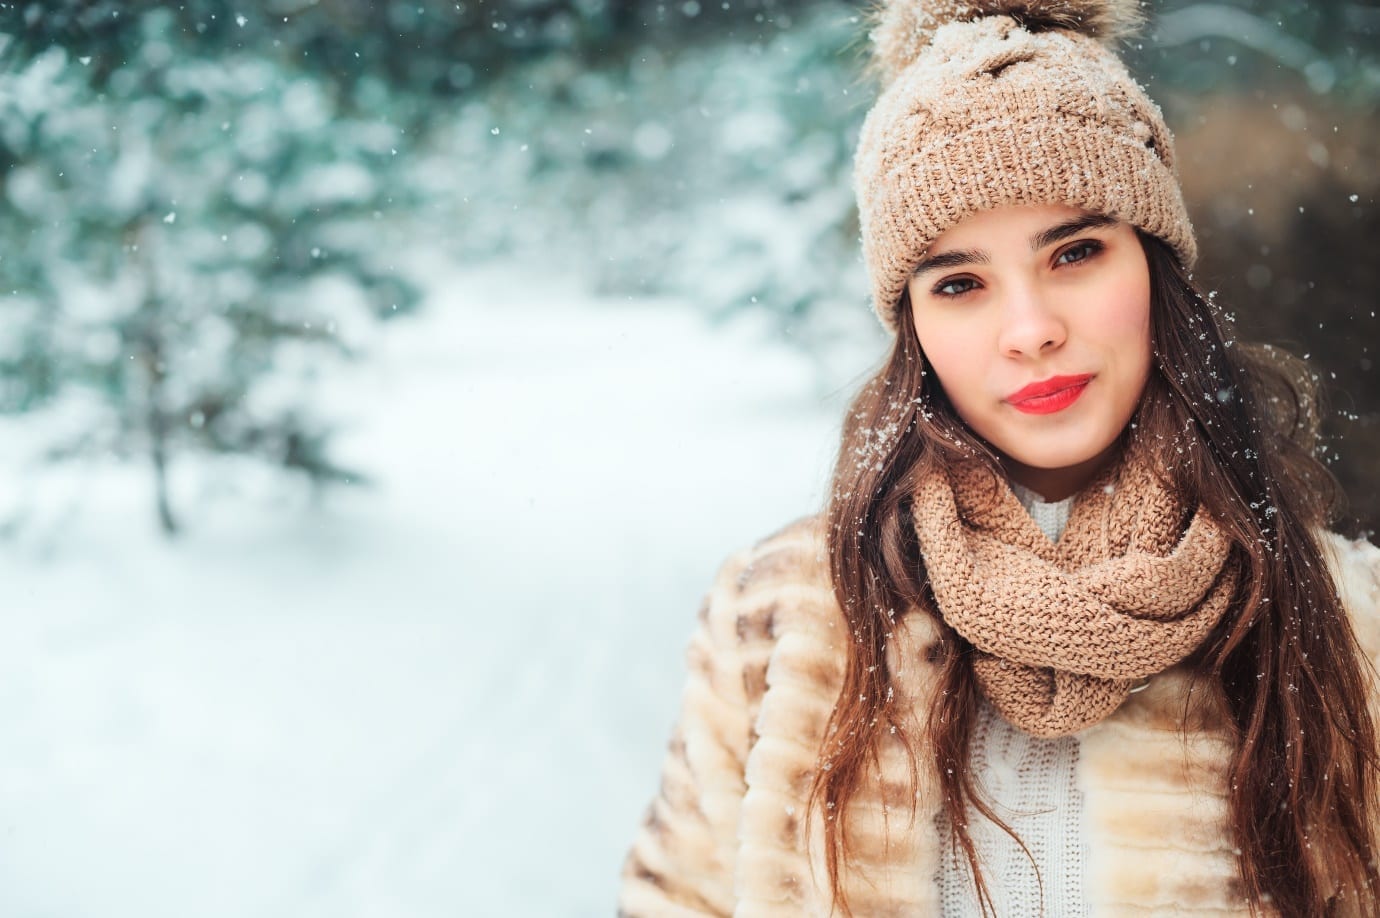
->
<box><xmin>853</xmin><ymin>0</ymin><xmax>1198</xmax><ymax>333</ymax></box>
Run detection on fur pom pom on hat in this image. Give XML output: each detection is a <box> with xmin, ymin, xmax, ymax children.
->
<box><xmin>867</xmin><ymin>0</ymin><xmax>1145</xmax><ymax>86</ymax></box>
<box><xmin>853</xmin><ymin>0</ymin><xmax>1197</xmax><ymax>333</ymax></box>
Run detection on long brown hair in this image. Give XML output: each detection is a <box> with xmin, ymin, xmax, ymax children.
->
<box><xmin>809</xmin><ymin>229</ymin><xmax>1380</xmax><ymax>916</ymax></box>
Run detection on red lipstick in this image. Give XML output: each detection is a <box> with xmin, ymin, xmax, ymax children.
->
<box><xmin>1006</xmin><ymin>374</ymin><xmax>1093</xmax><ymax>415</ymax></box>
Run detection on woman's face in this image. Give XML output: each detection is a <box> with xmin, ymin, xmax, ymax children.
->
<box><xmin>906</xmin><ymin>203</ymin><xmax>1153</xmax><ymax>501</ymax></box>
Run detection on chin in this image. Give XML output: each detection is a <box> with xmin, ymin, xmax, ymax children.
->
<box><xmin>995</xmin><ymin>433</ymin><xmax>1121</xmax><ymax>473</ymax></box>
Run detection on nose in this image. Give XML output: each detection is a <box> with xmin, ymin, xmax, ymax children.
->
<box><xmin>997</xmin><ymin>281</ymin><xmax>1067</xmax><ymax>358</ymax></box>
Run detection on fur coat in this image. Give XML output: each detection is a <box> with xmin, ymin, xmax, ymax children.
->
<box><xmin>618</xmin><ymin>515</ymin><xmax>1380</xmax><ymax>916</ymax></box>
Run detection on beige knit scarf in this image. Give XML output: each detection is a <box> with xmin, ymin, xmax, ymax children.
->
<box><xmin>911</xmin><ymin>437</ymin><xmax>1239</xmax><ymax>738</ymax></box>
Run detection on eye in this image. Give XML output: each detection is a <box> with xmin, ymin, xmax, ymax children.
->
<box><xmin>1055</xmin><ymin>240</ymin><xmax>1104</xmax><ymax>266</ymax></box>
<box><xmin>931</xmin><ymin>276</ymin><xmax>979</xmax><ymax>298</ymax></box>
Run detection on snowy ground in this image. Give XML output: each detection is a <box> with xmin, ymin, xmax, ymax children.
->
<box><xmin>0</xmin><ymin>257</ymin><xmax>882</xmax><ymax>917</ymax></box>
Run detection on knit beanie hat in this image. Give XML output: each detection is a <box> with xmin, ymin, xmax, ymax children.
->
<box><xmin>854</xmin><ymin>0</ymin><xmax>1198</xmax><ymax>333</ymax></box>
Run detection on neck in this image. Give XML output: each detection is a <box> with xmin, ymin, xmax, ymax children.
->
<box><xmin>1001</xmin><ymin>440</ymin><xmax>1122</xmax><ymax>502</ymax></box>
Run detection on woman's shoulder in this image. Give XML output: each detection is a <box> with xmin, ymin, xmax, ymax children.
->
<box><xmin>725</xmin><ymin>513</ymin><xmax>832</xmax><ymax>591</ymax></box>
<box><xmin>1316</xmin><ymin>529</ymin><xmax>1380</xmax><ymax>657</ymax></box>
<box><xmin>696</xmin><ymin>513</ymin><xmax>845</xmax><ymax>694</ymax></box>
<box><xmin>690</xmin><ymin>510</ymin><xmax>850</xmax><ymax>717</ymax></box>
<box><xmin>702</xmin><ymin>513</ymin><xmax>836</xmax><ymax>637</ymax></box>
<box><xmin>708</xmin><ymin>512</ymin><xmax>942</xmax><ymax>659</ymax></box>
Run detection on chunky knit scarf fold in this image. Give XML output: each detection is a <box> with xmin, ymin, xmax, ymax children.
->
<box><xmin>911</xmin><ymin>438</ymin><xmax>1239</xmax><ymax>738</ymax></box>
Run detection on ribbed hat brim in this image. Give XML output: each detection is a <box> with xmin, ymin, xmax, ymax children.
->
<box><xmin>859</xmin><ymin>114</ymin><xmax>1197</xmax><ymax>333</ymax></box>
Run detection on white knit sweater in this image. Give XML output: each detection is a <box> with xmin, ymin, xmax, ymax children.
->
<box><xmin>937</xmin><ymin>484</ymin><xmax>1089</xmax><ymax>917</ymax></box>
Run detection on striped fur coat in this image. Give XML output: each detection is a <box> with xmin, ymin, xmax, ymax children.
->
<box><xmin>618</xmin><ymin>515</ymin><xmax>1380</xmax><ymax>916</ymax></box>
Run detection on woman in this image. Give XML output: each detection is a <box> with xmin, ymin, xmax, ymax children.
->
<box><xmin>619</xmin><ymin>0</ymin><xmax>1380</xmax><ymax>915</ymax></box>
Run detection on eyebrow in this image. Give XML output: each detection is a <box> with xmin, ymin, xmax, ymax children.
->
<box><xmin>910</xmin><ymin>214</ymin><xmax>1119</xmax><ymax>279</ymax></box>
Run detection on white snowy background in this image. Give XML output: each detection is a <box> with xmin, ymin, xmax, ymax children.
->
<box><xmin>0</xmin><ymin>249</ymin><xmax>883</xmax><ymax>917</ymax></box>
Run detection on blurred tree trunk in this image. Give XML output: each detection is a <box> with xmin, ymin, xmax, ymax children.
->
<box><xmin>130</xmin><ymin>218</ymin><xmax>180</xmax><ymax>537</ymax></box>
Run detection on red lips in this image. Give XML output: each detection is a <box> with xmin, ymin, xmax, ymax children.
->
<box><xmin>1006</xmin><ymin>374</ymin><xmax>1093</xmax><ymax>415</ymax></box>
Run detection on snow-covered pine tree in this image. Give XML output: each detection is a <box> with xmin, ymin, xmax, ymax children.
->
<box><xmin>0</xmin><ymin>11</ymin><xmax>419</xmax><ymax>535</ymax></box>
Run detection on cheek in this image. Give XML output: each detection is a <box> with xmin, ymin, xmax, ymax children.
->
<box><xmin>1096</xmin><ymin>277</ymin><xmax>1153</xmax><ymax>393</ymax></box>
<box><xmin>913</xmin><ymin>316</ymin><xmax>986</xmax><ymax>398</ymax></box>
<box><xmin>1095</xmin><ymin>270</ymin><xmax>1152</xmax><ymax>353</ymax></box>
